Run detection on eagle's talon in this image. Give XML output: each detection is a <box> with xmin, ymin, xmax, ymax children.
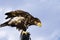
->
<box><xmin>21</xmin><ymin>31</ymin><xmax>30</xmax><ymax>35</ymax></box>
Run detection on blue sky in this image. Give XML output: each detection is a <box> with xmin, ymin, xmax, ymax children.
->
<box><xmin>0</xmin><ymin>0</ymin><xmax>60</xmax><ymax>40</ymax></box>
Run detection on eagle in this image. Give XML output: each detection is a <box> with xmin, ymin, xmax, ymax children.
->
<box><xmin>0</xmin><ymin>10</ymin><xmax>42</xmax><ymax>34</ymax></box>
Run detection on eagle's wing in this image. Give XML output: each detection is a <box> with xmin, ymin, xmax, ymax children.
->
<box><xmin>5</xmin><ymin>10</ymin><xmax>25</xmax><ymax>19</ymax></box>
<box><xmin>8</xmin><ymin>16</ymin><xmax>25</xmax><ymax>26</ymax></box>
<box><xmin>0</xmin><ymin>16</ymin><xmax>25</xmax><ymax>27</ymax></box>
<box><xmin>5</xmin><ymin>10</ymin><xmax>33</xmax><ymax>19</ymax></box>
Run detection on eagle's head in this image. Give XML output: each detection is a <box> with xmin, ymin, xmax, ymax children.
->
<box><xmin>31</xmin><ymin>17</ymin><xmax>42</xmax><ymax>27</ymax></box>
<box><xmin>32</xmin><ymin>18</ymin><xmax>42</xmax><ymax>27</ymax></box>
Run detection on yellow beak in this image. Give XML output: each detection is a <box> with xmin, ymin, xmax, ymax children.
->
<box><xmin>37</xmin><ymin>23</ymin><xmax>42</xmax><ymax>27</ymax></box>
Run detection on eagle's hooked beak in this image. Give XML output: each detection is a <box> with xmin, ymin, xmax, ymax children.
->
<box><xmin>37</xmin><ymin>22</ymin><xmax>42</xmax><ymax>27</ymax></box>
<box><xmin>34</xmin><ymin>21</ymin><xmax>42</xmax><ymax>27</ymax></box>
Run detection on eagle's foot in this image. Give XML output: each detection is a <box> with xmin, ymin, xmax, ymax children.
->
<box><xmin>21</xmin><ymin>31</ymin><xmax>30</xmax><ymax>35</ymax></box>
<box><xmin>20</xmin><ymin>31</ymin><xmax>31</xmax><ymax>40</ymax></box>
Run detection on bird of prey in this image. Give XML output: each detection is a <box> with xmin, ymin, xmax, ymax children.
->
<box><xmin>0</xmin><ymin>10</ymin><xmax>42</xmax><ymax>34</ymax></box>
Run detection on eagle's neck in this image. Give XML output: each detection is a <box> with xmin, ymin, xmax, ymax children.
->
<box><xmin>30</xmin><ymin>18</ymin><xmax>35</xmax><ymax>25</ymax></box>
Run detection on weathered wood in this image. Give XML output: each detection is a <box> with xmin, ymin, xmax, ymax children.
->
<box><xmin>20</xmin><ymin>31</ymin><xmax>31</xmax><ymax>40</ymax></box>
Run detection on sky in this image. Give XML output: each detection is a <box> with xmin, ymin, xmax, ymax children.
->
<box><xmin>0</xmin><ymin>0</ymin><xmax>60</xmax><ymax>40</ymax></box>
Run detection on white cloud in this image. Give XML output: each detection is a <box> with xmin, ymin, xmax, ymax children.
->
<box><xmin>0</xmin><ymin>8</ymin><xmax>3</xmax><ymax>11</ymax></box>
<box><xmin>50</xmin><ymin>30</ymin><xmax>60</xmax><ymax>40</ymax></box>
<box><xmin>0</xmin><ymin>28</ymin><xmax>20</xmax><ymax>40</ymax></box>
<box><xmin>33</xmin><ymin>30</ymin><xmax>60</xmax><ymax>40</ymax></box>
<box><xmin>8</xmin><ymin>35</ymin><xmax>17</xmax><ymax>40</ymax></box>
<box><xmin>0</xmin><ymin>30</ymin><xmax>6</xmax><ymax>38</ymax></box>
<box><xmin>34</xmin><ymin>37</ymin><xmax>46</xmax><ymax>40</ymax></box>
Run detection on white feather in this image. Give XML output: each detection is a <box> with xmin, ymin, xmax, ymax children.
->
<box><xmin>8</xmin><ymin>16</ymin><xmax>25</xmax><ymax>25</ymax></box>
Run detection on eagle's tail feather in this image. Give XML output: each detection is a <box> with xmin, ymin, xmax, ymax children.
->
<box><xmin>0</xmin><ymin>22</ymin><xmax>8</xmax><ymax>27</ymax></box>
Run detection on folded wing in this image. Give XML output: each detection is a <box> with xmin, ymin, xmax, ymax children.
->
<box><xmin>5</xmin><ymin>10</ymin><xmax>33</xmax><ymax>19</ymax></box>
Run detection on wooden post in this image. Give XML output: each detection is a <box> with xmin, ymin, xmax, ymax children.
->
<box><xmin>20</xmin><ymin>31</ymin><xmax>31</xmax><ymax>40</ymax></box>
